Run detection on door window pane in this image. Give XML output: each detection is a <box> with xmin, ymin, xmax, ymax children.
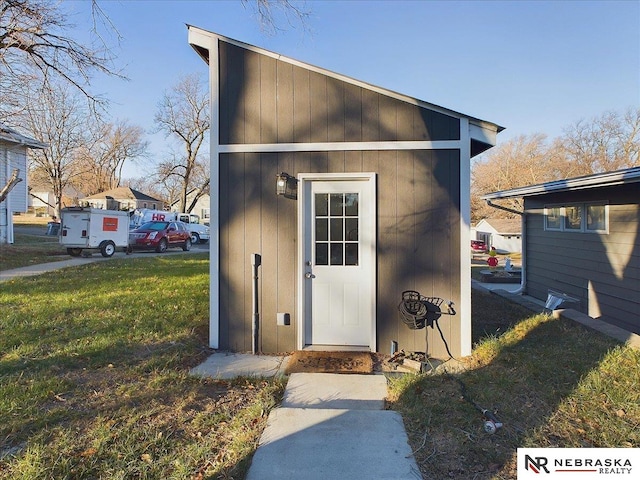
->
<box><xmin>330</xmin><ymin>194</ymin><xmax>343</xmax><ymax>216</ymax></box>
<box><xmin>315</xmin><ymin>194</ymin><xmax>328</xmax><ymax>216</ymax></box>
<box><xmin>316</xmin><ymin>243</ymin><xmax>328</xmax><ymax>265</ymax></box>
<box><xmin>330</xmin><ymin>243</ymin><xmax>343</xmax><ymax>265</ymax></box>
<box><xmin>345</xmin><ymin>218</ymin><xmax>358</xmax><ymax>241</ymax></box>
<box><xmin>345</xmin><ymin>243</ymin><xmax>359</xmax><ymax>265</ymax></box>
<box><xmin>330</xmin><ymin>218</ymin><xmax>343</xmax><ymax>241</ymax></box>
<box><xmin>345</xmin><ymin>193</ymin><xmax>358</xmax><ymax>216</ymax></box>
<box><xmin>316</xmin><ymin>218</ymin><xmax>328</xmax><ymax>241</ymax></box>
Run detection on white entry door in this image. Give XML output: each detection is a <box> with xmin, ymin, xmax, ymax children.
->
<box><xmin>300</xmin><ymin>175</ymin><xmax>376</xmax><ymax>348</ymax></box>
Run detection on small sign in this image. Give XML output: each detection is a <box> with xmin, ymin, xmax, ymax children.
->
<box><xmin>103</xmin><ymin>217</ymin><xmax>119</xmax><ymax>232</ymax></box>
<box><xmin>517</xmin><ymin>448</ymin><xmax>637</xmax><ymax>479</ymax></box>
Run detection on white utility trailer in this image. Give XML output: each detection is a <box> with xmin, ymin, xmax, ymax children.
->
<box><xmin>60</xmin><ymin>207</ymin><xmax>130</xmax><ymax>257</ymax></box>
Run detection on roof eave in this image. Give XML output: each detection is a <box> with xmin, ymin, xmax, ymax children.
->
<box><xmin>482</xmin><ymin>167</ymin><xmax>640</xmax><ymax>200</ymax></box>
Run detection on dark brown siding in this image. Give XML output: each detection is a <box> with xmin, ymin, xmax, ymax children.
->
<box><xmin>218</xmin><ymin>41</ymin><xmax>460</xmax><ymax>145</ymax></box>
<box><xmin>218</xmin><ymin>150</ymin><xmax>463</xmax><ymax>356</ymax></box>
<box><xmin>524</xmin><ymin>183</ymin><xmax>640</xmax><ymax>333</ymax></box>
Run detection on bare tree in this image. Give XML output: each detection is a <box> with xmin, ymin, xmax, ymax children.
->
<box><xmin>0</xmin><ymin>0</ymin><xmax>123</xmax><ymax>119</ymax></box>
<box><xmin>471</xmin><ymin>108</ymin><xmax>640</xmax><ymax>222</ymax></box>
<box><xmin>21</xmin><ymin>82</ymin><xmax>91</xmax><ymax>216</ymax></box>
<box><xmin>471</xmin><ymin>134</ymin><xmax>555</xmax><ymax>221</ymax></box>
<box><xmin>557</xmin><ymin>107</ymin><xmax>640</xmax><ymax>175</ymax></box>
<box><xmin>153</xmin><ymin>73</ymin><xmax>210</xmax><ymax>213</ymax></box>
<box><xmin>242</xmin><ymin>0</ymin><xmax>312</xmax><ymax>35</ymax></box>
<box><xmin>73</xmin><ymin>120</ymin><xmax>148</xmax><ymax>195</ymax></box>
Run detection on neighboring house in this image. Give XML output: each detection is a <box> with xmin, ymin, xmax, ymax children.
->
<box><xmin>29</xmin><ymin>183</ymin><xmax>84</xmax><ymax>217</ymax></box>
<box><xmin>474</xmin><ymin>218</ymin><xmax>522</xmax><ymax>253</ymax></box>
<box><xmin>0</xmin><ymin>124</ymin><xmax>47</xmax><ymax>244</ymax></box>
<box><xmin>482</xmin><ymin>167</ymin><xmax>640</xmax><ymax>335</ymax></box>
<box><xmin>188</xmin><ymin>27</ymin><xmax>503</xmax><ymax>358</ymax></box>
<box><xmin>170</xmin><ymin>189</ymin><xmax>210</xmax><ymax>223</ymax></box>
<box><xmin>82</xmin><ymin>187</ymin><xmax>165</xmax><ymax>211</ymax></box>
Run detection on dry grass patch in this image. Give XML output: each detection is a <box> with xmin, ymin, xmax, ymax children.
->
<box><xmin>388</xmin><ymin>290</ymin><xmax>638</xmax><ymax>480</ymax></box>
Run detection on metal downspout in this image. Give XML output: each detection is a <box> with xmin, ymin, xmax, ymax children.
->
<box><xmin>485</xmin><ymin>200</ymin><xmax>526</xmax><ymax>294</ymax></box>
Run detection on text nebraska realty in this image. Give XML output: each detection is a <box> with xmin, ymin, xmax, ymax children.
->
<box><xmin>526</xmin><ymin>455</ymin><xmax>633</xmax><ymax>475</ymax></box>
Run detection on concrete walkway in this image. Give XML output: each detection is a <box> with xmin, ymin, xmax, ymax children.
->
<box><xmin>190</xmin><ymin>355</ymin><xmax>422</xmax><ymax>479</ymax></box>
<box><xmin>0</xmin><ymin>249</ymin><xmax>205</xmax><ymax>283</ymax></box>
<box><xmin>0</xmin><ymin>257</ymin><xmax>112</xmax><ymax>282</ymax></box>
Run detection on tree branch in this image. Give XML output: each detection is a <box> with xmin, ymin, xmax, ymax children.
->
<box><xmin>0</xmin><ymin>168</ymin><xmax>23</xmax><ymax>203</ymax></box>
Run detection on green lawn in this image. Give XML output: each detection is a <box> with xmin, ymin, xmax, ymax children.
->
<box><xmin>0</xmin><ymin>254</ymin><xmax>285</xmax><ymax>479</ymax></box>
<box><xmin>0</xmin><ymin>232</ymin><xmax>67</xmax><ymax>271</ymax></box>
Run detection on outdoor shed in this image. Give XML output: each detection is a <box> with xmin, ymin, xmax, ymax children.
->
<box><xmin>1</xmin><ymin>124</ymin><xmax>47</xmax><ymax>244</ymax></box>
<box><xmin>188</xmin><ymin>27</ymin><xmax>503</xmax><ymax>358</ymax></box>
<box><xmin>483</xmin><ymin>167</ymin><xmax>640</xmax><ymax>335</ymax></box>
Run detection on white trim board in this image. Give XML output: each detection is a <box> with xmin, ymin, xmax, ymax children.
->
<box><xmin>219</xmin><ymin>140</ymin><xmax>463</xmax><ymax>154</ymax></box>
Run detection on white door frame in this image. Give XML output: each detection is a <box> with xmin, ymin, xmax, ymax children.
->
<box><xmin>297</xmin><ymin>172</ymin><xmax>377</xmax><ymax>351</ymax></box>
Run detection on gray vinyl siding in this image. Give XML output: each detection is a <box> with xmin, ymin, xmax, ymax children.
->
<box><xmin>218</xmin><ymin>41</ymin><xmax>460</xmax><ymax>145</ymax></box>
<box><xmin>524</xmin><ymin>183</ymin><xmax>640</xmax><ymax>333</ymax></box>
<box><xmin>0</xmin><ymin>144</ymin><xmax>28</xmax><ymax>212</ymax></box>
<box><xmin>218</xmin><ymin>149</ymin><xmax>462</xmax><ymax>356</ymax></box>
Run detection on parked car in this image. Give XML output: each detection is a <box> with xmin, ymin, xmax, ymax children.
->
<box><xmin>129</xmin><ymin>221</ymin><xmax>192</xmax><ymax>253</ymax></box>
<box><xmin>471</xmin><ymin>239</ymin><xmax>488</xmax><ymax>253</ymax></box>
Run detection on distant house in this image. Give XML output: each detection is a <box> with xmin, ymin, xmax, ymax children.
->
<box><xmin>82</xmin><ymin>187</ymin><xmax>165</xmax><ymax>211</ymax></box>
<box><xmin>29</xmin><ymin>182</ymin><xmax>84</xmax><ymax>217</ymax></box>
<box><xmin>188</xmin><ymin>27</ymin><xmax>503</xmax><ymax>358</ymax></box>
<box><xmin>483</xmin><ymin>167</ymin><xmax>640</xmax><ymax>335</ymax></box>
<box><xmin>169</xmin><ymin>189</ymin><xmax>210</xmax><ymax>223</ymax></box>
<box><xmin>473</xmin><ymin>218</ymin><xmax>522</xmax><ymax>253</ymax></box>
<box><xmin>1</xmin><ymin>124</ymin><xmax>46</xmax><ymax>244</ymax></box>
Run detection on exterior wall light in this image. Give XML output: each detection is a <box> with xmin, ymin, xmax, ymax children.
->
<box><xmin>276</xmin><ymin>172</ymin><xmax>298</xmax><ymax>199</ymax></box>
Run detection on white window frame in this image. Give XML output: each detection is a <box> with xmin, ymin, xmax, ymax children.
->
<box><xmin>585</xmin><ymin>203</ymin><xmax>609</xmax><ymax>234</ymax></box>
<box><xmin>544</xmin><ymin>206</ymin><xmax>563</xmax><ymax>231</ymax></box>
<box><xmin>544</xmin><ymin>202</ymin><xmax>608</xmax><ymax>234</ymax></box>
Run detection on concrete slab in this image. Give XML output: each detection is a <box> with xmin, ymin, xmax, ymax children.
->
<box><xmin>246</xmin><ymin>407</ymin><xmax>422</xmax><ymax>480</ymax></box>
<box><xmin>282</xmin><ymin>373</ymin><xmax>388</xmax><ymax>410</ymax></box>
<box><xmin>189</xmin><ymin>352</ymin><xmax>290</xmax><ymax>379</ymax></box>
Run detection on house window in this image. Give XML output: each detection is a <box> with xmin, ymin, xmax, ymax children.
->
<box><xmin>586</xmin><ymin>204</ymin><xmax>607</xmax><ymax>232</ymax></box>
<box><xmin>544</xmin><ymin>203</ymin><xmax>608</xmax><ymax>233</ymax></box>
<box><xmin>564</xmin><ymin>205</ymin><xmax>583</xmax><ymax>230</ymax></box>
<box><xmin>545</xmin><ymin>206</ymin><xmax>562</xmax><ymax>230</ymax></box>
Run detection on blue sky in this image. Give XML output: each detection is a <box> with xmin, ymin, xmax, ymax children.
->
<box><xmin>65</xmin><ymin>0</ymin><xmax>640</xmax><ymax>178</ymax></box>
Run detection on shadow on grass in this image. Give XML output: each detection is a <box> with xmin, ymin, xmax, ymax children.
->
<box><xmin>0</xmin><ymin>253</ymin><xmax>281</xmax><ymax>479</ymax></box>
<box><xmin>391</xmin><ymin>299</ymin><xmax>624</xmax><ymax>479</ymax></box>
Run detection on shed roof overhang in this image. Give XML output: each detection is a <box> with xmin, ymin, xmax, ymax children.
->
<box><xmin>481</xmin><ymin>166</ymin><xmax>640</xmax><ymax>201</ymax></box>
<box><xmin>187</xmin><ymin>25</ymin><xmax>503</xmax><ymax>156</ymax></box>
